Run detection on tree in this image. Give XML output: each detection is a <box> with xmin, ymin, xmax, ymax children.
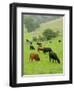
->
<box><xmin>24</xmin><ymin>16</ymin><xmax>40</xmax><ymax>32</ymax></box>
<box><xmin>42</xmin><ymin>29</ymin><xmax>57</xmax><ymax>40</ymax></box>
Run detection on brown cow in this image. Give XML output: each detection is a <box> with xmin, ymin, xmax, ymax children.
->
<box><xmin>29</xmin><ymin>53</ymin><xmax>40</xmax><ymax>62</ymax></box>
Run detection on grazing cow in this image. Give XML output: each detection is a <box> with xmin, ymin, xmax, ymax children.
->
<box><xmin>30</xmin><ymin>45</ymin><xmax>35</xmax><ymax>50</ymax></box>
<box><xmin>48</xmin><ymin>49</ymin><xmax>60</xmax><ymax>64</ymax></box>
<box><xmin>38</xmin><ymin>47</ymin><xmax>52</xmax><ymax>53</ymax></box>
<box><xmin>37</xmin><ymin>42</ymin><xmax>42</xmax><ymax>47</ymax></box>
<box><xmin>58</xmin><ymin>40</ymin><xmax>61</xmax><ymax>43</ymax></box>
<box><xmin>29</xmin><ymin>53</ymin><xmax>40</xmax><ymax>62</ymax></box>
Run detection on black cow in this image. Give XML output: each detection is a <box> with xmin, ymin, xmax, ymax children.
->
<box><xmin>30</xmin><ymin>45</ymin><xmax>35</xmax><ymax>50</ymax></box>
<box><xmin>38</xmin><ymin>47</ymin><xmax>52</xmax><ymax>53</ymax></box>
<box><xmin>43</xmin><ymin>48</ymin><xmax>52</xmax><ymax>53</ymax></box>
<box><xmin>48</xmin><ymin>49</ymin><xmax>60</xmax><ymax>64</ymax></box>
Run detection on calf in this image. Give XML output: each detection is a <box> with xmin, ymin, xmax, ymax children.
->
<box><xmin>29</xmin><ymin>53</ymin><xmax>40</xmax><ymax>62</ymax></box>
<box><xmin>48</xmin><ymin>49</ymin><xmax>60</xmax><ymax>64</ymax></box>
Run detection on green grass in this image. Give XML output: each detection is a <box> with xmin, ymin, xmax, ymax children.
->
<box><xmin>23</xmin><ymin>17</ymin><xmax>63</xmax><ymax>75</ymax></box>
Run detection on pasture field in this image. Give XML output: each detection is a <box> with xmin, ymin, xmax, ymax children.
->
<box><xmin>22</xmin><ymin>17</ymin><xmax>63</xmax><ymax>75</ymax></box>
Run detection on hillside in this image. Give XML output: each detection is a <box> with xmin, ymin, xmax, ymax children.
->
<box><xmin>24</xmin><ymin>17</ymin><xmax>63</xmax><ymax>40</ymax></box>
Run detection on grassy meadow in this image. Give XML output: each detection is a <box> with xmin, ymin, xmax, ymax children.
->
<box><xmin>22</xmin><ymin>17</ymin><xmax>63</xmax><ymax>75</ymax></box>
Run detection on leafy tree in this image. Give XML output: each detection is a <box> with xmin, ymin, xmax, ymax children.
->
<box><xmin>24</xmin><ymin>16</ymin><xmax>40</xmax><ymax>32</ymax></box>
<box><xmin>42</xmin><ymin>29</ymin><xmax>57</xmax><ymax>40</ymax></box>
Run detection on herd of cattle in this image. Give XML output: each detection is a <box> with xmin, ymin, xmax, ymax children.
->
<box><xmin>26</xmin><ymin>39</ymin><xmax>61</xmax><ymax>64</ymax></box>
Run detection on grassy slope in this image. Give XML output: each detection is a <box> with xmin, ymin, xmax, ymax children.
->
<box><xmin>24</xmin><ymin>17</ymin><xmax>63</xmax><ymax>40</ymax></box>
<box><xmin>23</xmin><ymin>17</ymin><xmax>63</xmax><ymax>75</ymax></box>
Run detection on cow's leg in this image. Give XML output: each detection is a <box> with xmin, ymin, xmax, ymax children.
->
<box><xmin>49</xmin><ymin>54</ymin><xmax>51</xmax><ymax>62</ymax></box>
<box><xmin>50</xmin><ymin>58</ymin><xmax>51</xmax><ymax>62</ymax></box>
<box><xmin>55</xmin><ymin>60</ymin><xmax>57</xmax><ymax>63</ymax></box>
<box><xmin>49</xmin><ymin>56</ymin><xmax>51</xmax><ymax>62</ymax></box>
<box><xmin>52</xmin><ymin>59</ymin><xmax>54</xmax><ymax>63</ymax></box>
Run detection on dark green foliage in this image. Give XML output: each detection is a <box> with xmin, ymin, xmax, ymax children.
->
<box><xmin>43</xmin><ymin>29</ymin><xmax>57</xmax><ymax>40</ymax></box>
<box><xmin>24</xmin><ymin>16</ymin><xmax>40</xmax><ymax>32</ymax></box>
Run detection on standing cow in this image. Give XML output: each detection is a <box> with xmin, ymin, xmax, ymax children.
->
<box><xmin>37</xmin><ymin>47</ymin><xmax>52</xmax><ymax>53</ymax></box>
<box><xmin>48</xmin><ymin>49</ymin><xmax>60</xmax><ymax>64</ymax></box>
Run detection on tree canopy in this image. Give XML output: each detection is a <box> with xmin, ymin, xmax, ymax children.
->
<box><xmin>42</xmin><ymin>29</ymin><xmax>57</xmax><ymax>40</ymax></box>
<box><xmin>24</xmin><ymin>16</ymin><xmax>40</xmax><ymax>32</ymax></box>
